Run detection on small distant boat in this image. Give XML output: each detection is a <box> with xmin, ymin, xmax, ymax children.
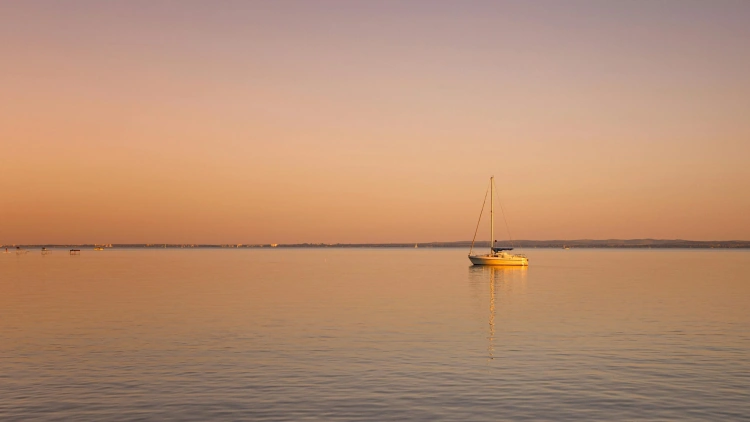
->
<box><xmin>15</xmin><ymin>247</ymin><xmax>28</xmax><ymax>255</ymax></box>
<box><xmin>468</xmin><ymin>176</ymin><xmax>528</xmax><ymax>266</ymax></box>
<box><xmin>41</xmin><ymin>247</ymin><xmax>52</xmax><ymax>255</ymax></box>
<box><xmin>563</xmin><ymin>245</ymin><xmax>570</xmax><ymax>250</ymax></box>
<box><xmin>94</xmin><ymin>245</ymin><xmax>104</xmax><ymax>251</ymax></box>
<box><xmin>3</xmin><ymin>247</ymin><xmax>10</xmax><ymax>254</ymax></box>
<box><xmin>414</xmin><ymin>243</ymin><xmax>418</xmax><ymax>248</ymax></box>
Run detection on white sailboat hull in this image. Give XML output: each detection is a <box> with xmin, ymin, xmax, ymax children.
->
<box><xmin>469</xmin><ymin>253</ymin><xmax>528</xmax><ymax>266</ymax></box>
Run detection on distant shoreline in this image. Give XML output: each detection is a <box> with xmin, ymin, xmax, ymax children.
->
<box><xmin>4</xmin><ymin>240</ymin><xmax>749</xmax><ymax>249</ymax></box>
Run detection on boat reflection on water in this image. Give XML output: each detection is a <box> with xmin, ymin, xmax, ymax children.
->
<box><xmin>468</xmin><ymin>265</ymin><xmax>528</xmax><ymax>361</ymax></box>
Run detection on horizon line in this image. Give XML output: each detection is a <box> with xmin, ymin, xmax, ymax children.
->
<box><xmin>3</xmin><ymin>238</ymin><xmax>750</xmax><ymax>248</ymax></box>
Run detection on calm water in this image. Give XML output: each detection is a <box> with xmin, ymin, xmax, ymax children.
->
<box><xmin>1</xmin><ymin>248</ymin><xmax>749</xmax><ymax>421</ymax></box>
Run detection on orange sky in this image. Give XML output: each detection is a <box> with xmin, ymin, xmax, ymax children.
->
<box><xmin>1</xmin><ymin>1</ymin><xmax>749</xmax><ymax>244</ymax></box>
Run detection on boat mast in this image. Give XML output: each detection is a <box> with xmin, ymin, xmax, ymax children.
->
<box><xmin>490</xmin><ymin>176</ymin><xmax>494</xmax><ymax>253</ymax></box>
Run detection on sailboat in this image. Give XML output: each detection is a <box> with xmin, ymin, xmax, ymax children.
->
<box><xmin>468</xmin><ymin>176</ymin><xmax>528</xmax><ymax>266</ymax></box>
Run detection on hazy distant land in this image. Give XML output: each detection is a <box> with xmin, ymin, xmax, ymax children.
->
<box><xmin>5</xmin><ymin>240</ymin><xmax>750</xmax><ymax>249</ymax></box>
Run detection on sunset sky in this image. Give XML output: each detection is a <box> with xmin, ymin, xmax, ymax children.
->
<box><xmin>2</xmin><ymin>0</ymin><xmax>749</xmax><ymax>244</ymax></box>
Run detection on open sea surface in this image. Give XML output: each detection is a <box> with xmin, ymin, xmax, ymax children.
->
<box><xmin>1</xmin><ymin>248</ymin><xmax>749</xmax><ymax>421</ymax></box>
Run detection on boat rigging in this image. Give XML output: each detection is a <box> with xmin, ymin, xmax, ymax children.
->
<box><xmin>468</xmin><ymin>176</ymin><xmax>528</xmax><ymax>266</ymax></box>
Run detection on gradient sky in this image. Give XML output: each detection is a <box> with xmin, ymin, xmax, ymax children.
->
<box><xmin>2</xmin><ymin>0</ymin><xmax>749</xmax><ymax>244</ymax></box>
